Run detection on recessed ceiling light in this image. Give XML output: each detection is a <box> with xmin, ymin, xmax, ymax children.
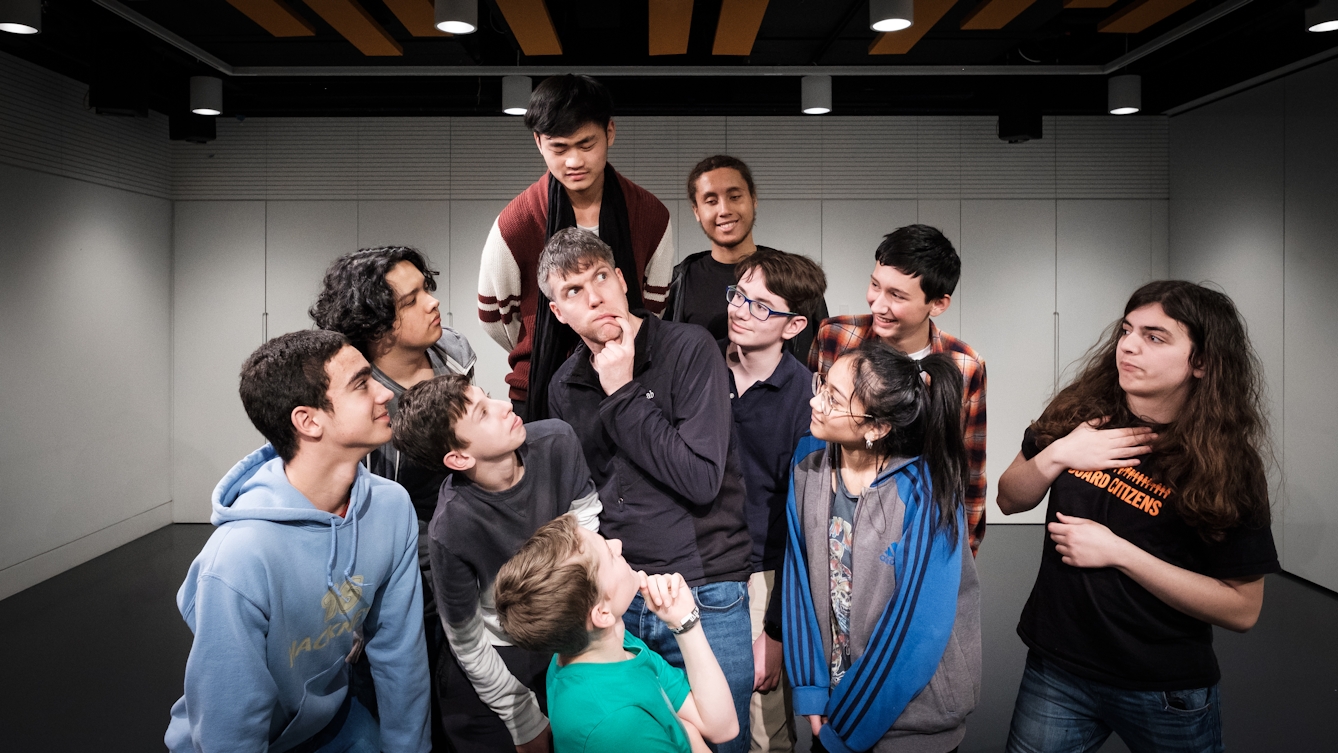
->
<box><xmin>1307</xmin><ymin>0</ymin><xmax>1338</xmax><ymax>32</ymax></box>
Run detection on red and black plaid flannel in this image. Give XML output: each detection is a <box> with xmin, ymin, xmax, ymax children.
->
<box><xmin>809</xmin><ymin>315</ymin><xmax>988</xmax><ymax>555</ymax></box>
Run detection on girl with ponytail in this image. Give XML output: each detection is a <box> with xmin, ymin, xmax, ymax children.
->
<box><xmin>782</xmin><ymin>341</ymin><xmax>980</xmax><ymax>753</ymax></box>
<box><xmin>998</xmin><ymin>281</ymin><xmax>1277</xmax><ymax>753</ymax></box>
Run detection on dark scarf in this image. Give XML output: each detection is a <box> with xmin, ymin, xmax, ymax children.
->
<box><xmin>525</xmin><ymin>163</ymin><xmax>643</xmax><ymax>422</ymax></box>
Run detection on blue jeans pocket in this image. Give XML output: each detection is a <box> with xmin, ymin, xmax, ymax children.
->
<box><xmin>1163</xmin><ymin>687</ymin><xmax>1212</xmax><ymax>716</ymax></box>
<box><xmin>695</xmin><ymin>580</ymin><xmax>747</xmax><ymax>612</ymax></box>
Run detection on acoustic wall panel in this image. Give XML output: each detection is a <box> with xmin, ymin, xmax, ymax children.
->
<box><xmin>960</xmin><ymin>200</ymin><xmax>1057</xmax><ymax>526</ymax></box>
<box><xmin>264</xmin><ymin>201</ymin><xmax>361</xmax><ymax>338</ymax></box>
<box><xmin>1169</xmin><ymin>82</ymin><xmax>1288</xmax><ymax>564</ymax></box>
<box><xmin>355</xmin><ymin>201</ymin><xmax>454</xmax><ymax>314</ymax></box>
<box><xmin>172</xmin><ymin>115</ymin><xmax>1169</xmax><ymax>202</ymax></box>
<box><xmin>0</xmin><ymin>52</ymin><xmax>170</xmax><ymax>200</ymax></box>
<box><xmin>0</xmin><ymin>164</ymin><xmax>172</xmax><ymax>597</ymax></box>
<box><xmin>1056</xmin><ymin>200</ymin><xmax>1170</xmax><ymax>386</ymax></box>
<box><xmin>818</xmin><ymin>200</ymin><xmax>918</xmax><ymax>318</ymax></box>
<box><xmin>1281</xmin><ymin>60</ymin><xmax>1338</xmax><ymax>591</ymax></box>
<box><xmin>172</xmin><ymin>202</ymin><xmax>267</xmax><ymax>523</ymax></box>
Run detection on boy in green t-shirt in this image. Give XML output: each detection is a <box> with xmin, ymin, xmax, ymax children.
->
<box><xmin>495</xmin><ymin>515</ymin><xmax>740</xmax><ymax>753</ymax></box>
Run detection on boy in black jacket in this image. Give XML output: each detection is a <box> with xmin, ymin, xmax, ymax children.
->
<box><xmin>541</xmin><ymin>227</ymin><xmax>754</xmax><ymax>753</ymax></box>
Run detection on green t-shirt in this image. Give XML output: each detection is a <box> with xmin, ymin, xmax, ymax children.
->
<box><xmin>547</xmin><ymin>631</ymin><xmax>692</xmax><ymax>753</ymax></box>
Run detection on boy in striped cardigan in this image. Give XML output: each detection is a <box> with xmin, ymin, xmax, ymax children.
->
<box><xmin>477</xmin><ymin>74</ymin><xmax>674</xmax><ymax>420</ymax></box>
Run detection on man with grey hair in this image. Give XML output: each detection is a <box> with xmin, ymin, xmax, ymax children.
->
<box><xmin>542</xmin><ymin>227</ymin><xmax>756</xmax><ymax>753</ymax></box>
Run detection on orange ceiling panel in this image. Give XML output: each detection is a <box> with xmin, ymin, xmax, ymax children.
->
<box><xmin>1099</xmin><ymin>0</ymin><xmax>1197</xmax><ymax>33</ymax></box>
<box><xmin>224</xmin><ymin>0</ymin><xmax>316</xmax><ymax>37</ymax></box>
<box><xmin>382</xmin><ymin>0</ymin><xmax>449</xmax><ymax>37</ymax></box>
<box><xmin>712</xmin><ymin>0</ymin><xmax>770</xmax><ymax>56</ymax></box>
<box><xmin>494</xmin><ymin>0</ymin><xmax>564</xmax><ymax>56</ymax></box>
<box><xmin>302</xmin><ymin>0</ymin><xmax>402</xmax><ymax>55</ymax></box>
<box><xmin>1062</xmin><ymin>0</ymin><xmax>1118</xmax><ymax>7</ymax></box>
<box><xmin>960</xmin><ymin>0</ymin><xmax>1040</xmax><ymax>30</ymax></box>
<box><xmin>649</xmin><ymin>0</ymin><xmax>694</xmax><ymax>56</ymax></box>
<box><xmin>869</xmin><ymin>0</ymin><xmax>959</xmax><ymax>55</ymax></box>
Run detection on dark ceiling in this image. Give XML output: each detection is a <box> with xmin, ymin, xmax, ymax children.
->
<box><xmin>1</xmin><ymin>0</ymin><xmax>1335</xmax><ymax>119</ymax></box>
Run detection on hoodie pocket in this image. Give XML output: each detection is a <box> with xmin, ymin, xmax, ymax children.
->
<box><xmin>269</xmin><ymin>655</ymin><xmax>350</xmax><ymax>753</ymax></box>
<box><xmin>895</xmin><ymin>633</ymin><xmax>974</xmax><ymax>734</ymax></box>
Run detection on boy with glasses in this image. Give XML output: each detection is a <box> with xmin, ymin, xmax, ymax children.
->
<box><xmin>723</xmin><ymin>248</ymin><xmax>827</xmax><ymax>753</ymax></box>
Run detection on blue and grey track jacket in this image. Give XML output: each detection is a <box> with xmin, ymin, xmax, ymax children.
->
<box><xmin>782</xmin><ymin>436</ymin><xmax>981</xmax><ymax>753</ymax></box>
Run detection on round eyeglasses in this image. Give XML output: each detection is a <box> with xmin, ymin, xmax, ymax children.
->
<box><xmin>725</xmin><ymin>285</ymin><xmax>801</xmax><ymax>321</ymax></box>
<box><xmin>811</xmin><ymin>372</ymin><xmax>876</xmax><ymax>420</ymax></box>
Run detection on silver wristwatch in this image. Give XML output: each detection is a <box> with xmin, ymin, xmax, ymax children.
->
<box><xmin>669</xmin><ymin>606</ymin><xmax>701</xmax><ymax>635</ymax></box>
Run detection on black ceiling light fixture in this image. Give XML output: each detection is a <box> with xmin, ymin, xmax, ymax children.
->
<box><xmin>1307</xmin><ymin>0</ymin><xmax>1338</xmax><ymax>32</ymax></box>
<box><xmin>1108</xmin><ymin>74</ymin><xmax>1141</xmax><ymax>115</ymax></box>
<box><xmin>191</xmin><ymin>76</ymin><xmax>223</xmax><ymax>116</ymax></box>
<box><xmin>435</xmin><ymin>0</ymin><xmax>477</xmax><ymax>34</ymax></box>
<box><xmin>870</xmin><ymin>0</ymin><xmax>914</xmax><ymax>32</ymax></box>
<box><xmin>502</xmin><ymin>75</ymin><xmax>530</xmax><ymax>115</ymax></box>
<box><xmin>802</xmin><ymin>75</ymin><xmax>832</xmax><ymax>114</ymax></box>
<box><xmin>0</xmin><ymin>0</ymin><xmax>41</xmax><ymax>34</ymax></box>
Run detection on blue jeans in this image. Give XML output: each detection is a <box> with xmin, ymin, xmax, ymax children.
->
<box><xmin>623</xmin><ymin>579</ymin><xmax>753</xmax><ymax>753</ymax></box>
<box><xmin>1006</xmin><ymin>653</ymin><xmax>1223</xmax><ymax>753</ymax></box>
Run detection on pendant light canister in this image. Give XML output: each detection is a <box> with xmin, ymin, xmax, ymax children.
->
<box><xmin>1307</xmin><ymin>0</ymin><xmax>1338</xmax><ymax>32</ymax></box>
<box><xmin>870</xmin><ymin>0</ymin><xmax>913</xmax><ymax>32</ymax></box>
<box><xmin>0</xmin><ymin>0</ymin><xmax>41</xmax><ymax>34</ymax></box>
<box><xmin>435</xmin><ymin>0</ymin><xmax>477</xmax><ymax>34</ymax></box>
<box><xmin>190</xmin><ymin>76</ymin><xmax>223</xmax><ymax>116</ymax></box>
<box><xmin>502</xmin><ymin>75</ymin><xmax>530</xmax><ymax>115</ymax></box>
<box><xmin>1108</xmin><ymin>74</ymin><xmax>1141</xmax><ymax>115</ymax></box>
<box><xmin>802</xmin><ymin>75</ymin><xmax>832</xmax><ymax>115</ymax></box>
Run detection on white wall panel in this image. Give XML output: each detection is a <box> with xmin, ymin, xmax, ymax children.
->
<box><xmin>355</xmin><ymin>201</ymin><xmax>454</xmax><ymax>313</ymax></box>
<box><xmin>1169</xmin><ymin>82</ymin><xmax>1288</xmax><ymax>563</ymax></box>
<box><xmin>819</xmin><ymin>200</ymin><xmax>918</xmax><ymax>318</ymax></box>
<box><xmin>751</xmin><ymin>199</ymin><xmax>822</xmax><ymax>264</ymax></box>
<box><xmin>172</xmin><ymin>202</ymin><xmax>267</xmax><ymax>523</ymax></box>
<box><xmin>0</xmin><ymin>51</ymin><xmax>170</xmax><ymax>199</ymax></box>
<box><xmin>0</xmin><ymin>164</ymin><xmax>172</xmax><ymax>598</ymax></box>
<box><xmin>960</xmin><ymin>200</ymin><xmax>1057</xmax><ymax>526</ymax></box>
<box><xmin>448</xmin><ymin>201</ymin><xmax>513</xmax><ymax>400</ymax></box>
<box><xmin>1056</xmin><ymin>200</ymin><xmax>1171</xmax><ymax>386</ymax></box>
<box><xmin>1281</xmin><ymin>60</ymin><xmax>1338</xmax><ymax>590</ymax></box>
<box><xmin>264</xmin><ymin>202</ymin><xmax>360</xmax><ymax>339</ymax></box>
<box><xmin>173</xmin><ymin>115</ymin><xmax>1168</xmax><ymax>202</ymax></box>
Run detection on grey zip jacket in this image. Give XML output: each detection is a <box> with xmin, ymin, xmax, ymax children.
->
<box><xmin>784</xmin><ymin>436</ymin><xmax>981</xmax><ymax>753</ymax></box>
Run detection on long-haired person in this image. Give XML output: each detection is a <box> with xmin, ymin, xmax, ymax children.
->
<box><xmin>999</xmin><ymin>281</ymin><xmax>1277</xmax><ymax>753</ymax></box>
<box><xmin>783</xmin><ymin>342</ymin><xmax>980</xmax><ymax>753</ymax></box>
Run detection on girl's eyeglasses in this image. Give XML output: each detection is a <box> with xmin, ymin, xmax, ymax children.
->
<box><xmin>811</xmin><ymin>372</ymin><xmax>876</xmax><ymax>420</ymax></box>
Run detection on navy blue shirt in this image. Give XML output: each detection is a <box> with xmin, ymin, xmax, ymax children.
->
<box><xmin>723</xmin><ymin>345</ymin><xmax>814</xmax><ymax>573</ymax></box>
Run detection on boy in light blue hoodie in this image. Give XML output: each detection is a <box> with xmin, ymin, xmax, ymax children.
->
<box><xmin>165</xmin><ymin>329</ymin><xmax>431</xmax><ymax>753</ymax></box>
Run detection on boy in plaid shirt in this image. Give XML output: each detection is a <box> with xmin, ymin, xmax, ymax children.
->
<box><xmin>809</xmin><ymin>224</ymin><xmax>988</xmax><ymax>555</ymax></box>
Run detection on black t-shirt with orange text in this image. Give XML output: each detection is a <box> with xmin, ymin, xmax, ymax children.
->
<box><xmin>1016</xmin><ymin>427</ymin><xmax>1279</xmax><ymax>691</ymax></box>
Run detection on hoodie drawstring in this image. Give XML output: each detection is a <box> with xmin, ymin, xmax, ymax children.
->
<box><xmin>325</xmin><ymin>506</ymin><xmax>361</xmax><ymax>596</ymax></box>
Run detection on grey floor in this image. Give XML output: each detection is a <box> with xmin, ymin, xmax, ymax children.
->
<box><xmin>1</xmin><ymin>525</ymin><xmax>1333</xmax><ymax>752</ymax></box>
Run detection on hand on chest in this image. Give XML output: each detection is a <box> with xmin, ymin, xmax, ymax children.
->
<box><xmin>1053</xmin><ymin>465</ymin><xmax>1179</xmax><ymax>546</ymax></box>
